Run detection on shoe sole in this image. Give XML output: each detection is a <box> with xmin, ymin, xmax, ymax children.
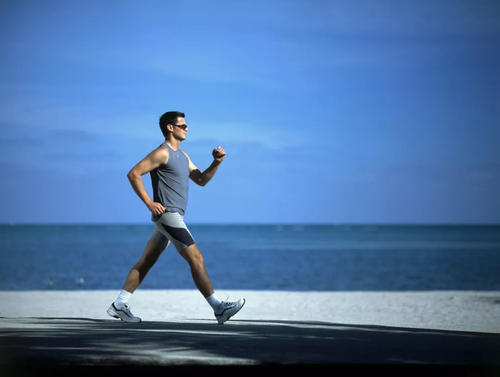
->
<box><xmin>216</xmin><ymin>298</ymin><xmax>246</xmax><ymax>325</ymax></box>
<box><xmin>107</xmin><ymin>304</ymin><xmax>142</xmax><ymax>323</ymax></box>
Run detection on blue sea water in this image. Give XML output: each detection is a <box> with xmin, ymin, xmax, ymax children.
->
<box><xmin>0</xmin><ymin>224</ymin><xmax>499</xmax><ymax>291</ymax></box>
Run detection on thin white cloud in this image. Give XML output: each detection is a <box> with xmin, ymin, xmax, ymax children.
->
<box><xmin>186</xmin><ymin>121</ymin><xmax>301</xmax><ymax>149</ymax></box>
<box><xmin>181</xmin><ymin>0</ymin><xmax>500</xmax><ymax>38</ymax></box>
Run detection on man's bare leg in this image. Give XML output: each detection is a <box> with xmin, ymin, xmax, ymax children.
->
<box><xmin>122</xmin><ymin>239</ymin><xmax>167</xmax><ymax>293</ymax></box>
<box><xmin>177</xmin><ymin>243</ymin><xmax>246</xmax><ymax>324</ymax></box>
<box><xmin>177</xmin><ymin>243</ymin><xmax>214</xmax><ymax>297</ymax></box>
<box><xmin>108</xmin><ymin>239</ymin><xmax>166</xmax><ymax>322</ymax></box>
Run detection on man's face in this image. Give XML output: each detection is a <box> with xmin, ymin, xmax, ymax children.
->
<box><xmin>171</xmin><ymin>117</ymin><xmax>188</xmax><ymax>141</ymax></box>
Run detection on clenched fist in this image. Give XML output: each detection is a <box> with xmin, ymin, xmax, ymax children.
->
<box><xmin>212</xmin><ymin>145</ymin><xmax>226</xmax><ymax>162</ymax></box>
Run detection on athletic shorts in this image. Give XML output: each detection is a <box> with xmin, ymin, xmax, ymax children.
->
<box><xmin>148</xmin><ymin>211</ymin><xmax>195</xmax><ymax>252</ymax></box>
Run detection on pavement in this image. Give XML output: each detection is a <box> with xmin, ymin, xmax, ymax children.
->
<box><xmin>1</xmin><ymin>316</ymin><xmax>500</xmax><ymax>366</ymax></box>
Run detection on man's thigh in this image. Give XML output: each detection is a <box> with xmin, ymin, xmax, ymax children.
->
<box><xmin>154</xmin><ymin>211</ymin><xmax>195</xmax><ymax>252</ymax></box>
<box><xmin>148</xmin><ymin>226</ymin><xmax>170</xmax><ymax>250</ymax></box>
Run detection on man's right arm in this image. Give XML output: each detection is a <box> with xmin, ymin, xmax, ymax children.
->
<box><xmin>127</xmin><ymin>147</ymin><xmax>168</xmax><ymax>216</ymax></box>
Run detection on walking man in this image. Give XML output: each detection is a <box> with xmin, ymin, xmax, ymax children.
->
<box><xmin>107</xmin><ymin>111</ymin><xmax>245</xmax><ymax>324</ymax></box>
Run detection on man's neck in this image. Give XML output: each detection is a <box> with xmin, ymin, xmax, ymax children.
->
<box><xmin>164</xmin><ymin>136</ymin><xmax>181</xmax><ymax>151</ymax></box>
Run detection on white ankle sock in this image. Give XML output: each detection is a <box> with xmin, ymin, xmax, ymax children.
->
<box><xmin>205</xmin><ymin>293</ymin><xmax>222</xmax><ymax>311</ymax></box>
<box><xmin>114</xmin><ymin>289</ymin><xmax>132</xmax><ymax>308</ymax></box>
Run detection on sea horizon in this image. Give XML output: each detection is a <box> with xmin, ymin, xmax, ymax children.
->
<box><xmin>2</xmin><ymin>222</ymin><xmax>499</xmax><ymax>226</ymax></box>
<box><xmin>1</xmin><ymin>223</ymin><xmax>499</xmax><ymax>291</ymax></box>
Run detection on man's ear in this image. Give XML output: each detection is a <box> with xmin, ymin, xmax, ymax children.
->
<box><xmin>166</xmin><ymin>124</ymin><xmax>174</xmax><ymax>132</ymax></box>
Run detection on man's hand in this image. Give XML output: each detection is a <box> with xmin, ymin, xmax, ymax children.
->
<box><xmin>212</xmin><ymin>146</ymin><xmax>226</xmax><ymax>163</ymax></box>
<box><xmin>147</xmin><ymin>201</ymin><xmax>166</xmax><ymax>216</ymax></box>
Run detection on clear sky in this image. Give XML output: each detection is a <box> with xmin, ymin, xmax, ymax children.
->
<box><xmin>1</xmin><ymin>0</ymin><xmax>499</xmax><ymax>224</ymax></box>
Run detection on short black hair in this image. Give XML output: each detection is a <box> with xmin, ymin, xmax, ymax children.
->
<box><xmin>159</xmin><ymin>111</ymin><xmax>185</xmax><ymax>137</ymax></box>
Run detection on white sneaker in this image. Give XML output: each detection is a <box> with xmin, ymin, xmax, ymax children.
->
<box><xmin>107</xmin><ymin>302</ymin><xmax>142</xmax><ymax>323</ymax></box>
<box><xmin>215</xmin><ymin>298</ymin><xmax>245</xmax><ymax>325</ymax></box>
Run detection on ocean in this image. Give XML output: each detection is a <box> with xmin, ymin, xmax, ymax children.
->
<box><xmin>1</xmin><ymin>224</ymin><xmax>499</xmax><ymax>291</ymax></box>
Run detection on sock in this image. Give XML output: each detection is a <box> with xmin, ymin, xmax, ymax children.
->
<box><xmin>114</xmin><ymin>289</ymin><xmax>132</xmax><ymax>309</ymax></box>
<box><xmin>205</xmin><ymin>293</ymin><xmax>222</xmax><ymax>311</ymax></box>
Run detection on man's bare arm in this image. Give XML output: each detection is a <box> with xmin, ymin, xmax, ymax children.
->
<box><xmin>182</xmin><ymin>146</ymin><xmax>226</xmax><ymax>187</ymax></box>
<box><xmin>189</xmin><ymin>160</ymin><xmax>221</xmax><ymax>186</ymax></box>
<box><xmin>127</xmin><ymin>147</ymin><xmax>168</xmax><ymax>215</ymax></box>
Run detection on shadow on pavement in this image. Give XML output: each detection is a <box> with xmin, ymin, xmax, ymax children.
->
<box><xmin>1</xmin><ymin>317</ymin><xmax>499</xmax><ymax>375</ymax></box>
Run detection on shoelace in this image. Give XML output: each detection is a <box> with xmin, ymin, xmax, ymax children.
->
<box><xmin>217</xmin><ymin>297</ymin><xmax>234</xmax><ymax>311</ymax></box>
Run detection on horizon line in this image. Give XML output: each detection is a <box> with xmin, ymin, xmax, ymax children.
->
<box><xmin>1</xmin><ymin>222</ymin><xmax>499</xmax><ymax>227</ymax></box>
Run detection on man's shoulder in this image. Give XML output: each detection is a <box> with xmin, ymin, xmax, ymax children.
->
<box><xmin>152</xmin><ymin>144</ymin><xmax>169</xmax><ymax>164</ymax></box>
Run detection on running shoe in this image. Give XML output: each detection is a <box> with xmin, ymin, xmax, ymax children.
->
<box><xmin>107</xmin><ymin>302</ymin><xmax>142</xmax><ymax>323</ymax></box>
<box><xmin>215</xmin><ymin>298</ymin><xmax>245</xmax><ymax>325</ymax></box>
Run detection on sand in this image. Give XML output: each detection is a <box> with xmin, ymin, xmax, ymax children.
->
<box><xmin>1</xmin><ymin>290</ymin><xmax>499</xmax><ymax>333</ymax></box>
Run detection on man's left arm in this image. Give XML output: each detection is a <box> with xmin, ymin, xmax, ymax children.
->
<box><xmin>183</xmin><ymin>146</ymin><xmax>226</xmax><ymax>187</ymax></box>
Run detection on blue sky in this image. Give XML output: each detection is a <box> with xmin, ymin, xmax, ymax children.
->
<box><xmin>1</xmin><ymin>0</ymin><xmax>499</xmax><ymax>224</ymax></box>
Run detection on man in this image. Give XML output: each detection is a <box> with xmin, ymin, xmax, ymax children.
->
<box><xmin>107</xmin><ymin>111</ymin><xmax>245</xmax><ymax>324</ymax></box>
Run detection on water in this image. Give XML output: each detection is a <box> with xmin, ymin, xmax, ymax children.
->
<box><xmin>1</xmin><ymin>224</ymin><xmax>499</xmax><ymax>291</ymax></box>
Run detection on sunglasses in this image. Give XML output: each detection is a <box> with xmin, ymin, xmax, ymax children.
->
<box><xmin>173</xmin><ymin>123</ymin><xmax>188</xmax><ymax>130</ymax></box>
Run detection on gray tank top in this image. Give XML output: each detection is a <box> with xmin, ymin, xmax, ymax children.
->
<box><xmin>150</xmin><ymin>143</ymin><xmax>190</xmax><ymax>221</ymax></box>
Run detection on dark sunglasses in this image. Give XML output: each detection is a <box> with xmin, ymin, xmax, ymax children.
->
<box><xmin>173</xmin><ymin>123</ymin><xmax>188</xmax><ymax>130</ymax></box>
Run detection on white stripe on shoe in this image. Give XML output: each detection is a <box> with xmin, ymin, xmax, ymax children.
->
<box><xmin>215</xmin><ymin>298</ymin><xmax>246</xmax><ymax>325</ymax></box>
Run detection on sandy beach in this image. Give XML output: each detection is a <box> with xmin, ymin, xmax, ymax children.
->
<box><xmin>1</xmin><ymin>290</ymin><xmax>499</xmax><ymax>373</ymax></box>
<box><xmin>1</xmin><ymin>289</ymin><xmax>499</xmax><ymax>333</ymax></box>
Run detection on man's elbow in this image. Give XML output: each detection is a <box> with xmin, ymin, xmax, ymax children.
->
<box><xmin>191</xmin><ymin>171</ymin><xmax>207</xmax><ymax>186</ymax></box>
<box><xmin>127</xmin><ymin>170</ymin><xmax>139</xmax><ymax>180</ymax></box>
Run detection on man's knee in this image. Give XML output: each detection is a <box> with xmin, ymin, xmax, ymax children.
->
<box><xmin>181</xmin><ymin>244</ymin><xmax>204</xmax><ymax>266</ymax></box>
